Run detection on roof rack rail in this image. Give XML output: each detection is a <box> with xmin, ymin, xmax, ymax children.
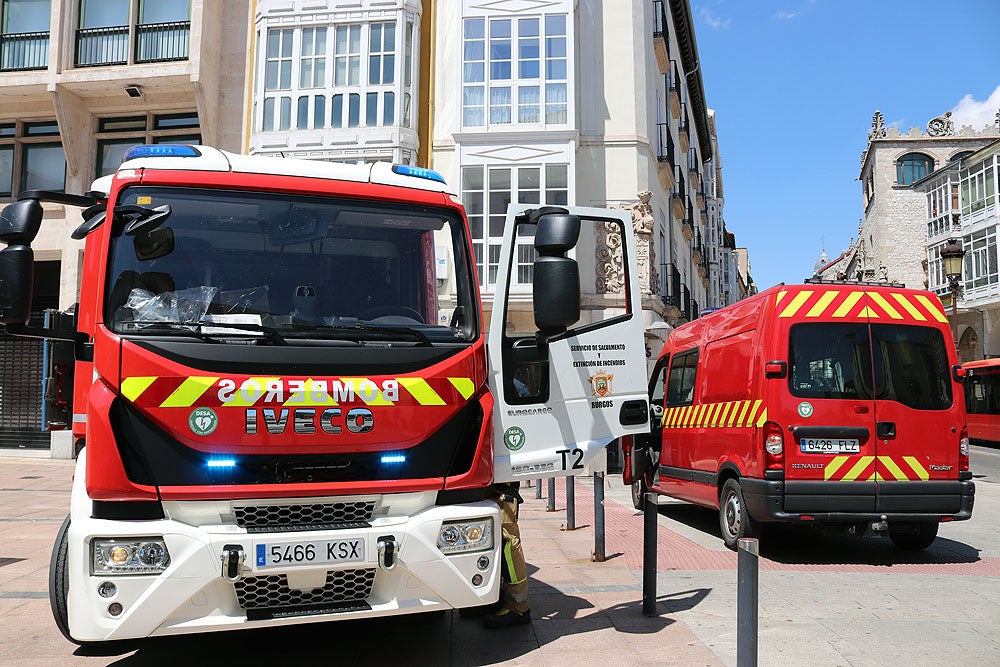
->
<box><xmin>804</xmin><ymin>277</ymin><xmax>906</xmax><ymax>288</ymax></box>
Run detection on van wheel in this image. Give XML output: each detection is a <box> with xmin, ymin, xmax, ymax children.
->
<box><xmin>719</xmin><ymin>479</ymin><xmax>759</xmax><ymax>550</ymax></box>
<box><xmin>631</xmin><ymin>477</ymin><xmax>647</xmax><ymax>510</ymax></box>
<box><xmin>49</xmin><ymin>515</ymin><xmax>74</xmax><ymax>643</ymax></box>
<box><xmin>888</xmin><ymin>522</ymin><xmax>939</xmax><ymax>550</ymax></box>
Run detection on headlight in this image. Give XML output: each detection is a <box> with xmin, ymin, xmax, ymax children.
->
<box><xmin>437</xmin><ymin>518</ymin><xmax>493</xmax><ymax>554</ymax></box>
<box><xmin>92</xmin><ymin>538</ymin><xmax>171</xmax><ymax>575</ymax></box>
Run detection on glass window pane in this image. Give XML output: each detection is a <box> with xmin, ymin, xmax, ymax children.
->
<box><xmin>297</xmin><ymin>96</ymin><xmax>309</xmax><ymax>129</ymax></box>
<box><xmin>0</xmin><ymin>146</ymin><xmax>13</xmax><ymax>197</ymax></box>
<box><xmin>462</xmin><ymin>165</ymin><xmax>484</xmax><ymax>190</ymax></box>
<box><xmin>331</xmin><ymin>94</ymin><xmax>343</xmax><ymax>128</ymax></box>
<box><xmin>383</xmin><ymin>92</ymin><xmax>394</xmax><ymax>126</ymax></box>
<box><xmin>545</xmin><ymin>15</ymin><xmax>566</xmax><ymax>35</ymax></box>
<box><xmin>383</xmin><ymin>54</ymin><xmax>394</xmax><ymax>84</ymax></box>
<box><xmin>96</xmin><ymin>139</ymin><xmax>135</xmax><ymax>177</ymax></box>
<box><xmin>464</xmin><ymin>18</ymin><xmax>484</xmax><ymax>39</ymax></box>
<box><xmin>153</xmin><ymin>113</ymin><xmax>198</xmax><ymax>129</ymax></box>
<box><xmin>279</xmin><ymin>96</ymin><xmax>291</xmax><ymax>131</ymax></box>
<box><xmin>263</xmin><ymin>97</ymin><xmax>274</xmax><ymax>130</ymax></box>
<box><xmin>139</xmin><ymin>0</ymin><xmax>189</xmax><ymax>24</ymax></box>
<box><xmin>348</xmin><ymin>93</ymin><xmax>360</xmax><ymax>127</ymax></box>
<box><xmin>280</xmin><ymin>60</ymin><xmax>291</xmax><ymax>88</ymax></box>
<box><xmin>80</xmin><ymin>0</ymin><xmax>128</xmax><ymax>28</ymax></box>
<box><xmin>367</xmin><ymin>92</ymin><xmax>378</xmax><ymax>126</ymax></box>
<box><xmin>349</xmin><ymin>55</ymin><xmax>359</xmax><ymax>85</ymax></box>
<box><xmin>21</xmin><ymin>143</ymin><xmax>65</xmax><ymax>191</ymax></box>
<box><xmin>8</xmin><ymin>0</ymin><xmax>53</xmax><ymax>33</ymax></box>
<box><xmin>314</xmin><ymin>95</ymin><xmax>326</xmax><ymax>128</ymax></box>
<box><xmin>384</xmin><ymin>22</ymin><xmax>395</xmax><ymax>48</ymax></box>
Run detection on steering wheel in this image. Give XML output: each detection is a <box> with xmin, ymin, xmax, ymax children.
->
<box><xmin>360</xmin><ymin>306</ymin><xmax>425</xmax><ymax>324</ymax></box>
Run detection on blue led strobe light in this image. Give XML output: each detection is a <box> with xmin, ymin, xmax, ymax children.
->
<box><xmin>391</xmin><ymin>164</ymin><xmax>446</xmax><ymax>184</ymax></box>
<box><xmin>123</xmin><ymin>144</ymin><xmax>202</xmax><ymax>161</ymax></box>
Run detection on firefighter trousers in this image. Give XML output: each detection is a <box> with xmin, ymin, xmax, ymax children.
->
<box><xmin>496</xmin><ymin>495</ymin><xmax>529</xmax><ymax>614</ymax></box>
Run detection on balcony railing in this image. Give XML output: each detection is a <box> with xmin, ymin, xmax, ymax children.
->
<box><xmin>0</xmin><ymin>31</ymin><xmax>49</xmax><ymax>71</ymax></box>
<box><xmin>657</xmin><ymin>122</ymin><xmax>674</xmax><ymax>164</ymax></box>
<box><xmin>75</xmin><ymin>21</ymin><xmax>190</xmax><ymax>67</ymax></box>
<box><xmin>659</xmin><ymin>263</ymin><xmax>682</xmax><ymax>308</ymax></box>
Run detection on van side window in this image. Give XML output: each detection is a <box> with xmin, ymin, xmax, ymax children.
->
<box><xmin>665</xmin><ymin>350</ymin><xmax>698</xmax><ymax>406</ymax></box>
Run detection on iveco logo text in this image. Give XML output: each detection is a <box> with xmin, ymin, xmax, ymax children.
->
<box><xmin>245</xmin><ymin>408</ymin><xmax>374</xmax><ymax>435</ymax></box>
<box><xmin>218</xmin><ymin>378</ymin><xmax>398</xmax><ymax>404</ymax></box>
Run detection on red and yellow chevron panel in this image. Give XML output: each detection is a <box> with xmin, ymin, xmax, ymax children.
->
<box><xmin>774</xmin><ymin>289</ymin><xmax>948</xmax><ymax>323</ymax></box>
<box><xmin>662</xmin><ymin>399</ymin><xmax>767</xmax><ymax>429</ymax></box>
<box><xmin>824</xmin><ymin>454</ymin><xmax>930</xmax><ymax>481</ymax></box>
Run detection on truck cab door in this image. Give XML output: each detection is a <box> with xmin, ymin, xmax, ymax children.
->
<box><xmin>489</xmin><ymin>204</ymin><xmax>649</xmax><ymax>483</ymax></box>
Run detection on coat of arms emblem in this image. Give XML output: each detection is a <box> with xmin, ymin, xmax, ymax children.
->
<box><xmin>588</xmin><ymin>370</ymin><xmax>613</xmax><ymax>398</ymax></box>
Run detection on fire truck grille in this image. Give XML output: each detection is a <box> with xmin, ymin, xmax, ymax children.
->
<box><xmin>234</xmin><ymin>568</ymin><xmax>377</xmax><ymax>620</ymax></box>
<box><xmin>234</xmin><ymin>502</ymin><xmax>376</xmax><ymax>533</ymax></box>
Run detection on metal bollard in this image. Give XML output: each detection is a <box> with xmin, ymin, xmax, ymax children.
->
<box><xmin>642</xmin><ymin>491</ymin><xmax>658</xmax><ymax>616</ymax></box>
<box><xmin>546</xmin><ymin>477</ymin><xmax>556</xmax><ymax>511</ymax></box>
<box><xmin>535</xmin><ymin>476</ymin><xmax>543</xmax><ymax>499</ymax></box>
<box><xmin>737</xmin><ymin>537</ymin><xmax>759</xmax><ymax>667</ymax></box>
<box><xmin>565</xmin><ymin>475</ymin><xmax>576</xmax><ymax>530</ymax></box>
<box><xmin>593</xmin><ymin>471</ymin><xmax>606</xmax><ymax>562</ymax></box>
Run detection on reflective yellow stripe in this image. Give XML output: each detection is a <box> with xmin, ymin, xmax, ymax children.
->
<box><xmin>914</xmin><ymin>294</ymin><xmax>949</xmax><ymax>323</ymax></box>
<box><xmin>832</xmin><ymin>291</ymin><xmax>863</xmax><ymax>318</ymax></box>
<box><xmin>744</xmin><ymin>399</ymin><xmax>762</xmax><ymax>426</ymax></box>
<box><xmin>160</xmin><ymin>377</ymin><xmax>219</xmax><ymax>408</ymax></box>
<box><xmin>879</xmin><ymin>455</ymin><xmax>908</xmax><ymax>481</ymax></box>
<box><xmin>778</xmin><ymin>290</ymin><xmax>813</xmax><ymax>318</ymax></box>
<box><xmin>755</xmin><ymin>407</ymin><xmax>768</xmax><ymax>427</ymax></box>
<box><xmin>825</xmin><ymin>456</ymin><xmax>850</xmax><ymax>480</ymax></box>
<box><xmin>903</xmin><ymin>456</ymin><xmax>930</xmax><ymax>481</ymax></box>
<box><xmin>857</xmin><ymin>306</ymin><xmax>879</xmax><ymax>319</ymax></box>
<box><xmin>448</xmin><ymin>377</ymin><xmax>475</xmax><ymax>400</ymax></box>
<box><xmin>715</xmin><ymin>402</ymin><xmax>732</xmax><ymax>427</ymax></box>
<box><xmin>705</xmin><ymin>403</ymin><xmax>720</xmax><ymax>427</ymax></box>
<box><xmin>775</xmin><ymin>290</ymin><xmax>788</xmax><ymax>307</ymax></box>
<box><xmin>891</xmin><ymin>293</ymin><xmax>927</xmax><ymax>321</ymax></box>
<box><xmin>868</xmin><ymin>292</ymin><xmax>904</xmax><ymax>319</ymax></box>
<box><xmin>121</xmin><ymin>376</ymin><xmax>157</xmax><ymax>402</ymax></box>
<box><xmin>806</xmin><ymin>291</ymin><xmax>838</xmax><ymax>317</ymax></box>
<box><xmin>398</xmin><ymin>377</ymin><xmax>446</xmax><ymax>405</ymax></box>
<box><xmin>842</xmin><ymin>455</ymin><xmax>875</xmax><ymax>481</ymax></box>
<box><xmin>728</xmin><ymin>401</ymin><xmax>745</xmax><ymax>427</ymax></box>
<box><xmin>736</xmin><ymin>400</ymin><xmax>752</xmax><ymax>427</ymax></box>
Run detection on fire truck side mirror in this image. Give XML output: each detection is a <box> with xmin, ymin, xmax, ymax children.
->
<box><xmin>0</xmin><ymin>200</ymin><xmax>43</xmax><ymax>325</ymax></box>
<box><xmin>532</xmin><ymin>213</ymin><xmax>581</xmax><ymax>337</ymax></box>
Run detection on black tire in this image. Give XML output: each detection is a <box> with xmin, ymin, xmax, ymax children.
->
<box><xmin>631</xmin><ymin>477</ymin><xmax>647</xmax><ymax>510</ymax></box>
<box><xmin>49</xmin><ymin>514</ymin><xmax>74</xmax><ymax>643</ymax></box>
<box><xmin>719</xmin><ymin>478</ymin><xmax>759</xmax><ymax>550</ymax></box>
<box><xmin>888</xmin><ymin>522</ymin><xmax>939</xmax><ymax>550</ymax></box>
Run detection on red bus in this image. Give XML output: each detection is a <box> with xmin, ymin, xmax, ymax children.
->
<box><xmin>963</xmin><ymin>358</ymin><xmax>1000</xmax><ymax>446</ymax></box>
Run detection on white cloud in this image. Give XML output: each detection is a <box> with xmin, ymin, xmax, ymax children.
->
<box><xmin>698</xmin><ymin>7</ymin><xmax>731</xmax><ymax>29</ymax></box>
<box><xmin>949</xmin><ymin>85</ymin><xmax>1000</xmax><ymax>131</ymax></box>
<box><xmin>774</xmin><ymin>10</ymin><xmax>798</xmax><ymax>20</ymax></box>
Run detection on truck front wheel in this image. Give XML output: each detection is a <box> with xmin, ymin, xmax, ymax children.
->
<box><xmin>49</xmin><ymin>515</ymin><xmax>73</xmax><ymax>643</ymax></box>
<box><xmin>888</xmin><ymin>522</ymin><xmax>939</xmax><ymax>550</ymax></box>
<box><xmin>719</xmin><ymin>479</ymin><xmax>759</xmax><ymax>550</ymax></box>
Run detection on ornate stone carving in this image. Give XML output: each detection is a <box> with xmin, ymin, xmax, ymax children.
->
<box><xmin>602</xmin><ymin>192</ymin><xmax>656</xmax><ymax>296</ymax></box>
<box><xmin>926</xmin><ymin>111</ymin><xmax>955</xmax><ymax>137</ymax></box>
<box><xmin>868</xmin><ymin>110</ymin><xmax>886</xmax><ymax>142</ymax></box>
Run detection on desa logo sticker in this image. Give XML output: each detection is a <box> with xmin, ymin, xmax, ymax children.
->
<box><xmin>189</xmin><ymin>407</ymin><xmax>219</xmax><ymax>436</ymax></box>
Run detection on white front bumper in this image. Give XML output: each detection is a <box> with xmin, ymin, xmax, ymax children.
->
<box><xmin>66</xmin><ymin>460</ymin><xmax>500</xmax><ymax>642</ymax></box>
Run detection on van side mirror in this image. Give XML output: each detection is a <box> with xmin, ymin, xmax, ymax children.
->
<box><xmin>952</xmin><ymin>365</ymin><xmax>967</xmax><ymax>382</ymax></box>
<box><xmin>0</xmin><ymin>200</ymin><xmax>43</xmax><ymax>325</ymax></box>
<box><xmin>532</xmin><ymin>212</ymin><xmax>580</xmax><ymax>337</ymax></box>
<box><xmin>764</xmin><ymin>360</ymin><xmax>787</xmax><ymax>378</ymax></box>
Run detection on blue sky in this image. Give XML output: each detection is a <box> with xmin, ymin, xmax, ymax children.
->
<box><xmin>691</xmin><ymin>0</ymin><xmax>1000</xmax><ymax>292</ymax></box>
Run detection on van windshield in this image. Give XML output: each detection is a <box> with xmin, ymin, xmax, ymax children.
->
<box><xmin>789</xmin><ymin>323</ymin><xmax>952</xmax><ymax>410</ymax></box>
<box><xmin>103</xmin><ymin>186</ymin><xmax>478</xmax><ymax>345</ymax></box>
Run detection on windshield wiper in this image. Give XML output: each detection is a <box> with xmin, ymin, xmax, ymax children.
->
<box><xmin>122</xmin><ymin>320</ymin><xmax>288</xmax><ymax>346</ymax></box>
<box><xmin>275</xmin><ymin>321</ymin><xmax>433</xmax><ymax>346</ymax></box>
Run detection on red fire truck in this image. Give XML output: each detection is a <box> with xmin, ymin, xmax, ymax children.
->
<box><xmin>622</xmin><ymin>282</ymin><xmax>975</xmax><ymax>550</ymax></box>
<box><xmin>0</xmin><ymin>145</ymin><xmax>649</xmax><ymax>643</ymax></box>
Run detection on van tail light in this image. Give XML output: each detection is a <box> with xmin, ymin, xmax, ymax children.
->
<box><xmin>959</xmin><ymin>425</ymin><xmax>970</xmax><ymax>472</ymax></box>
<box><xmin>763</xmin><ymin>420</ymin><xmax>784</xmax><ymax>470</ymax></box>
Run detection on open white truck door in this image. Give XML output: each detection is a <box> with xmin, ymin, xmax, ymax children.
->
<box><xmin>489</xmin><ymin>204</ymin><xmax>649</xmax><ymax>483</ymax></box>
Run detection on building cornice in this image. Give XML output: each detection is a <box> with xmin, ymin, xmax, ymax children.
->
<box><xmin>668</xmin><ymin>0</ymin><xmax>712</xmax><ymax>161</ymax></box>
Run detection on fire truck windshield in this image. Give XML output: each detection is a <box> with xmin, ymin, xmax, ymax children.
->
<box><xmin>103</xmin><ymin>186</ymin><xmax>478</xmax><ymax>344</ymax></box>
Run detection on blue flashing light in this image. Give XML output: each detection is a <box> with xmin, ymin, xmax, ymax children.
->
<box><xmin>380</xmin><ymin>454</ymin><xmax>407</xmax><ymax>465</ymax></box>
<box><xmin>124</xmin><ymin>144</ymin><xmax>202</xmax><ymax>161</ymax></box>
<box><xmin>206</xmin><ymin>458</ymin><xmax>237</xmax><ymax>468</ymax></box>
<box><xmin>391</xmin><ymin>164</ymin><xmax>446</xmax><ymax>184</ymax></box>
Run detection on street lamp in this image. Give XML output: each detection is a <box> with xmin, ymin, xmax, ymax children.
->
<box><xmin>940</xmin><ymin>238</ymin><xmax>966</xmax><ymax>349</ymax></box>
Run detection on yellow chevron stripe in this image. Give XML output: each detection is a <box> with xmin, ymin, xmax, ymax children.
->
<box><xmin>755</xmin><ymin>407</ymin><xmax>768</xmax><ymax>427</ymax></box>
<box><xmin>728</xmin><ymin>400</ymin><xmax>745</xmax><ymax>427</ymax></box>
<box><xmin>705</xmin><ymin>403</ymin><xmax>720</xmax><ymax>427</ymax></box>
<box><xmin>857</xmin><ymin>306</ymin><xmax>879</xmax><ymax>319</ymax></box>
<box><xmin>879</xmin><ymin>455</ymin><xmax>908</xmax><ymax>481</ymax></box>
<box><xmin>868</xmin><ymin>292</ymin><xmax>903</xmax><ymax>319</ymax></box>
<box><xmin>832</xmin><ymin>291</ymin><xmax>863</xmax><ymax>318</ymax></box>
<box><xmin>121</xmin><ymin>376</ymin><xmax>157</xmax><ymax>402</ymax></box>
<box><xmin>806</xmin><ymin>291</ymin><xmax>839</xmax><ymax>317</ymax></box>
<box><xmin>398</xmin><ymin>377</ymin><xmax>445</xmax><ymax>406</ymax></box>
<box><xmin>842</xmin><ymin>455</ymin><xmax>875</xmax><ymax>481</ymax></box>
<box><xmin>224</xmin><ymin>377</ymin><xmax>281</xmax><ymax>407</ymax></box>
<box><xmin>825</xmin><ymin>456</ymin><xmax>850</xmax><ymax>480</ymax></box>
<box><xmin>775</xmin><ymin>290</ymin><xmax>788</xmax><ymax>306</ymax></box>
<box><xmin>160</xmin><ymin>376</ymin><xmax>219</xmax><ymax>408</ymax></box>
<box><xmin>736</xmin><ymin>400</ymin><xmax>752</xmax><ymax>427</ymax></box>
<box><xmin>716</xmin><ymin>402</ymin><xmax>732</xmax><ymax>427</ymax></box>
<box><xmin>902</xmin><ymin>456</ymin><xmax>930</xmax><ymax>481</ymax></box>
<box><xmin>448</xmin><ymin>377</ymin><xmax>475</xmax><ymax>400</ymax></box>
<box><xmin>744</xmin><ymin>399</ymin><xmax>763</xmax><ymax>427</ymax></box>
<box><xmin>778</xmin><ymin>290</ymin><xmax>813</xmax><ymax>318</ymax></box>
<box><xmin>890</xmin><ymin>293</ymin><xmax>927</xmax><ymax>321</ymax></box>
<box><xmin>914</xmin><ymin>294</ymin><xmax>949</xmax><ymax>323</ymax></box>
<box><xmin>671</xmin><ymin>407</ymin><xmax>683</xmax><ymax>428</ymax></box>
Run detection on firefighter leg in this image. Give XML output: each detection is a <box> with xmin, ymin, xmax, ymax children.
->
<box><xmin>484</xmin><ymin>495</ymin><xmax>530</xmax><ymax>628</ymax></box>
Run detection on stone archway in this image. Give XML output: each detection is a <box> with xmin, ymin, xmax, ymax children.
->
<box><xmin>958</xmin><ymin>326</ymin><xmax>980</xmax><ymax>363</ymax></box>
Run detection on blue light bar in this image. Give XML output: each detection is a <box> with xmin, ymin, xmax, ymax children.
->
<box><xmin>380</xmin><ymin>454</ymin><xmax>407</xmax><ymax>464</ymax></box>
<box><xmin>124</xmin><ymin>144</ymin><xmax>202</xmax><ymax>161</ymax></box>
<box><xmin>206</xmin><ymin>458</ymin><xmax>237</xmax><ymax>468</ymax></box>
<box><xmin>391</xmin><ymin>164</ymin><xmax>446</xmax><ymax>184</ymax></box>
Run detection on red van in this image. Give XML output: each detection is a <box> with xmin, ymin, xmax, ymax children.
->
<box><xmin>623</xmin><ymin>281</ymin><xmax>974</xmax><ymax>550</ymax></box>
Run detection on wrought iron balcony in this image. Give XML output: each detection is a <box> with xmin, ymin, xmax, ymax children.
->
<box><xmin>0</xmin><ymin>31</ymin><xmax>49</xmax><ymax>71</ymax></box>
<box><xmin>75</xmin><ymin>21</ymin><xmax>190</xmax><ymax>67</ymax></box>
